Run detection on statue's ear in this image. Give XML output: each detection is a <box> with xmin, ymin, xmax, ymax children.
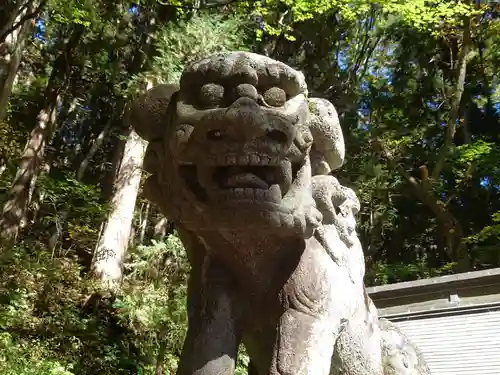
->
<box><xmin>127</xmin><ymin>83</ymin><xmax>180</xmax><ymax>141</ymax></box>
<box><xmin>308</xmin><ymin>97</ymin><xmax>345</xmax><ymax>173</ymax></box>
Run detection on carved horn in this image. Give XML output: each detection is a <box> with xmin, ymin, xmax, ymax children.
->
<box><xmin>127</xmin><ymin>83</ymin><xmax>179</xmax><ymax>141</ymax></box>
<box><xmin>307</xmin><ymin>97</ymin><xmax>345</xmax><ymax>175</ymax></box>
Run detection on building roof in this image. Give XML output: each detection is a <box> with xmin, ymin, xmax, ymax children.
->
<box><xmin>367</xmin><ymin>267</ymin><xmax>500</xmax><ymax>318</ymax></box>
<box><xmin>367</xmin><ymin>267</ymin><xmax>500</xmax><ymax>299</ymax></box>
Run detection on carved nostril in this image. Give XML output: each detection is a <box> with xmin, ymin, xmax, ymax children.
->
<box><xmin>207</xmin><ymin>129</ymin><xmax>225</xmax><ymax>141</ymax></box>
<box><xmin>266</xmin><ymin>129</ymin><xmax>288</xmax><ymax>143</ymax></box>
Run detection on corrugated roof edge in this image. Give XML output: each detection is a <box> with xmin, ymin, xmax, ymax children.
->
<box><xmin>367</xmin><ymin>267</ymin><xmax>500</xmax><ymax>300</ymax></box>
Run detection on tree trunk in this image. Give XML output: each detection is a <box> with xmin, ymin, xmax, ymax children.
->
<box><xmin>431</xmin><ymin>17</ymin><xmax>472</xmax><ymax>180</ymax></box>
<box><xmin>91</xmin><ymin>128</ymin><xmax>148</xmax><ymax>285</ymax></box>
<box><xmin>77</xmin><ymin>121</ymin><xmax>112</xmax><ymax>181</ymax></box>
<box><xmin>0</xmin><ymin>0</ymin><xmax>44</xmax><ymax>122</ymax></box>
<box><xmin>374</xmin><ymin>17</ymin><xmax>474</xmax><ymax>273</ymax></box>
<box><xmin>46</xmin><ymin>118</ymin><xmax>114</xmax><ymax>251</ymax></box>
<box><xmin>155</xmin><ymin>332</ymin><xmax>167</xmax><ymax>375</ymax></box>
<box><xmin>0</xmin><ymin>25</ymin><xmax>84</xmax><ymax>245</ymax></box>
<box><xmin>153</xmin><ymin>216</ymin><xmax>169</xmax><ymax>242</ymax></box>
<box><xmin>139</xmin><ymin>202</ymin><xmax>150</xmax><ymax>245</ymax></box>
<box><xmin>89</xmin><ymin>9</ymin><xmax>159</xmax><ymax>283</ymax></box>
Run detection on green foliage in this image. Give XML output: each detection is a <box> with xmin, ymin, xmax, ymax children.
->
<box><xmin>235</xmin><ymin>345</ymin><xmax>250</xmax><ymax>375</ymax></box>
<box><xmin>465</xmin><ymin>211</ymin><xmax>500</xmax><ymax>267</ymax></box>
<box><xmin>0</xmin><ymin>331</ymin><xmax>75</xmax><ymax>375</ymax></box>
<box><xmin>381</xmin><ymin>0</ymin><xmax>479</xmax><ymax>35</ymax></box>
<box><xmin>0</xmin><ymin>235</ymin><xmax>191</xmax><ymax>375</ymax></box>
<box><xmin>0</xmin><ymin>121</ymin><xmax>24</xmax><ymax>171</ymax></box>
<box><xmin>0</xmin><ymin>246</ymin><xmax>97</xmax><ymax>375</ymax></box>
<box><xmin>250</xmin><ymin>0</ymin><xmax>480</xmax><ymax>40</ymax></box>
<box><xmin>154</xmin><ymin>13</ymin><xmax>250</xmax><ymax>81</ymax></box>
<box><xmin>453</xmin><ymin>140</ymin><xmax>500</xmax><ymax>185</ymax></box>
<box><xmin>455</xmin><ymin>139</ymin><xmax>494</xmax><ymax>164</ymax></box>
<box><xmin>48</xmin><ymin>0</ymin><xmax>102</xmax><ymax>28</ymax></box>
<box><xmin>35</xmin><ymin>173</ymin><xmax>108</xmax><ymax>250</ymax></box>
<box><xmin>117</xmin><ymin>235</ymin><xmax>190</xmax><ymax>370</ymax></box>
<box><xmin>125</xmin><ymin>12</ymin><xmax>252</xmax><ymax>96</ymax></box>
<box><xmin>370</xmin><ymin>259</ymin><xmax>457</xmax><ymax>285</ymax></box>
<box><xmin>40</xmin><ymin>173</ymin><xmax>107</xmax><ymax>220</ymax></box>
<box><xmin>467</xmin><ymin>211</ymin><xmax>500</xmax><ymax>244</ymax></box>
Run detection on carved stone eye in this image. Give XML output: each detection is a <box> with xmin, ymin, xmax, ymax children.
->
<box><xmin>199</xmin><ymin>83</ymin><xmax>224</xmax><ymax>107</ymax></box>
<box><xmin>207</xmin><ymin>129</ymin><xmax>225</xmax><ymax>140</ymax></box>
<box><xmin>263</xmin><ymin>87</ymin><xmax>286</xmax><ymax>107</ymax></box>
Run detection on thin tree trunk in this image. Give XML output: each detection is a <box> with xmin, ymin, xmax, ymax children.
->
<box><xmin>30</xmin><ymin>97</ymin><xmax>78</xmax><ymax>232</ymax></box>
<box><xmin>155</xmin><ymin>331</ymin><xmax>167</xmax><ymax>375</ymax></box>
<box><xmin>0</xmin><ymin>0</ymin><xmax>43</xmax><ymax>122</ymax></box>
<box><xmin>431</xmin><ymin>17</ymin><xmax>472</xmax><ymax>180</ymax></box>
<box><xmin>139</xmin><ymin>202</ymin><xmax>150</xmax><ymax>245</ymax></box>
<box><xmin>90</xmin><ymin>13</ymin><xmax>158</xmax><ymax>284</ymax></box>
<box><xmin>374</xmin><ymin>17</ymin><xmax>474</xmax><ymax>273</ymax></box>
<box><xmin>77</xmin><ymin>121</ymin><xmax>112</xmax><ymax>180</ymax></box>
<box><xmin>91</xmin><ymin>128</ymin><xmax>148</xmax><ymax>285</ymax></box>
<box><xmin>0</xmin><ymin>25</ymin><xmax>84</xmax><ymax>245</ymax></box>
<box><xmin>154</xmin><ymin>216</ymin><xmax>169</xmax><ymax>242</ymax></box>
<box><xmin>0</xmin><ymin>93</ymin><xmax>59</xmax><ymax>243</ymax></box>
<box><xmin>0</xmin><ymin>1</ymin><xmax>46</xmax><ymax>44</ymax></box>
<box><xmin>46</xmin><ymin>119</ymin><xmax>113</xmax><ymax>251</ymax></box>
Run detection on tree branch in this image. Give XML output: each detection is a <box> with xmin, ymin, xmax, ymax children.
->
<box><xmin>157</xmin><ymin>0</ymin><xmax>240</xmax><ymax>10</ymax></box>
<box><xmin>374</xmin><ymin>137</ymin><xmax>470</xmax><ymax>270</ymax></box>
<box><xmin>0</xmin><ymin>0</ymin><xmax>46</xmax><ymax>44</ymax></box>
<box><xmin>431</xmin><ymin>16</ymin><xmax>472</xmax><ymax>180</ymax></box>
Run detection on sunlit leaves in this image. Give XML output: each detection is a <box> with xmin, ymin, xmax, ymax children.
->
<box><xmin>251</xmin><ymin>0</ymin><xmax>481</xmax><ymax>40</ymax></box>
<box><xmin>124</xmin><ymin>12</ymin><xmax>251</xmax><ymax>96</ymax></box>
<box><xmin>48</xmin><ymin>0</ymin><xmax>100</xmax><ymax>28</ymax></box>
<box><xmin>466</xmin><ymin>212</ymin><xmax>500</xmax><ymax>267</ymax></box>
<box><xmin>380</xmin><ymin>0</ymin><xmax>478</xmax><ymax>35</ymax></box>
<box><xmin>455</xmin><ymin>139</ymin><xmax>494</xmax><ymax>164</ymax></box>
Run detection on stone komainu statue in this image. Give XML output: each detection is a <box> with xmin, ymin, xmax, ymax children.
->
<box><xmin>129</xmin><ymin>52</ymin><xmax>432</xmax><ymax>375</ymax></box>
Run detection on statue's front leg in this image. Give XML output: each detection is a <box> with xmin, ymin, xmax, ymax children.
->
<box><xmin>273</xmin><ymin>307</ymin><xmax>339</xmax><ymax>375</ymax></box>
<box><xmin>176</xmin><ymin>255</ymin><xmax>242</xmax><ymax>375</ymax></box>
<box><xmin>269</xmin><ymin>239</ymin><xmax>353</xmax><ymax>375</ymax></box>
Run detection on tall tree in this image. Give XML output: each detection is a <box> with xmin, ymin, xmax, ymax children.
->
<box><xmin>0</xmin><ymin>0</ymin><xmax>46</xmax><ymax>121</ymax></box>
<box><xmin>0</xmin><ymin>24</ymin><xmax>84</xmax><ymax>244</ymax></box>
<box><xmin>91</xmin><ymin>11</ymin><xmax>251</xmax><ymax>284</ymax></box>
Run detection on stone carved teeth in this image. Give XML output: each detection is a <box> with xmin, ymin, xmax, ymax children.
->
<box><xmin>250</xmin><ymin>154</ymin><xmax>260</xmax><ymax>164</ymax></box>
<box><xmin>215</xmin><ymin>185</ymin><xmax>282</xmax><ymax>203</ymax></box>
<box><xmin>255</xmin><ymin>189</ymin><xmax>265</xmax><ymax>200</ymax></box>
<box><xmin>260</xmin><ymin>156</ymin><xmax>272</xmax><ymax>165</ymax></box>
<box><xmin>214</xmin><ymin>154</ymin><xmax>279</xmax><ymax>166</ymax></box>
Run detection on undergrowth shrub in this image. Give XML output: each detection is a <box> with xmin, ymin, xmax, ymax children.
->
<box><xmin>0</xmin><ymin>228</ymin><xmax>251</xmax><ymax>375</ymax></box>
<box><xmin>0</xmin><ymin>235</ymin><xmax>189</xmax><ymax>375</ymax></box>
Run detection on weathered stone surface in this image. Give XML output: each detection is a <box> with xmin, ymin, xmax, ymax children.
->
<box><xmin>128</xmin><ymin>51</ymin><xmax>431</xmax><ymax>375</ymax></box>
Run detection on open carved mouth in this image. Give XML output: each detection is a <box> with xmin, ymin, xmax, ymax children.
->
<box><xmin>213</xmin><ymin>165</ymin><xmax>278</xmax><ymax>189</ymax></box>
<box><xmin>179</xmin><ymin>156</ymin><xmax>300</xmax><ymax>204</ymax></box>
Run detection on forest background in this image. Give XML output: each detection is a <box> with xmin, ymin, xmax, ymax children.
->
<box><xmin>0</xmin><ymin>0</ymin><xmax>499</xmax><ymax>374</ymax></box>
